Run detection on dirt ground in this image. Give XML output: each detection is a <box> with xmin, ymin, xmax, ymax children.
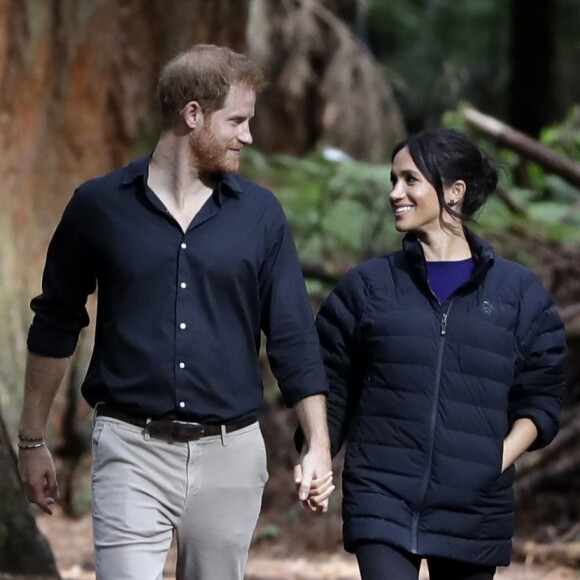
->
<box><xmin>36</xmin><ymin>509</ymin><xmax>579</xmax><ymax>580</ymax></box>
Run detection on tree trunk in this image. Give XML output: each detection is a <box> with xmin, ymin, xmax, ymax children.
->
<box><xmin>247</xmin><ymin>0</ymin><xmax>405</xmax><ymax>162</ymax></box>
<box><xmin>508</xmin><ymin>0</ymin><xmax>555</xmax><ymax>136</ymax></box>
<box><xmin>0</xmin><ymin>410</ymin><xmax>60</xmax><ymax>576</ymax></box>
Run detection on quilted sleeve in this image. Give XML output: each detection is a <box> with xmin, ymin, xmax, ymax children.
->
<box><xmin>510</xmin><ymin>276</ymin><xmax>567</xmax><ymax>450</ymax></box>
<box><xmin>316</xmin><ymin>268</ymin><xmax>368</xmax><ymax>456</ymax></box>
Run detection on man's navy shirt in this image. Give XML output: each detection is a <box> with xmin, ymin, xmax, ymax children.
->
<box><xmin>28</xmin><ymin>157</ymin><xmax>328</xmax><ymax>423</ymax></box>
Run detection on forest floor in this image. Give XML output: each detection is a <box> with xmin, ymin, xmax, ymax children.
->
<box><xmin>37</xmin><ymin>509</ymin><xmax>579</xmax><ymax>580</ymax></box>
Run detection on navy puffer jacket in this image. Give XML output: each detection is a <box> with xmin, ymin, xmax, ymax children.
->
<box><xmin>317</xmin><ymin>230</ymin><xmax>566</xmax><ymax>566</ymax></box>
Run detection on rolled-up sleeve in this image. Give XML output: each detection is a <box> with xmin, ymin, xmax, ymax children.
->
<box><xmin>510</xmin><ymin>278</ymin><xmax>567</xmax><ymax>450</ymax></box>
<box><xmin>259</xmin><ymin>206</ymin><xmax>328</xmax><ymax>405</ymax></box>
<box><xmin>27</xmin><ymin>189</ymin><xmax>97</xmax><ymax>357</ymax></box>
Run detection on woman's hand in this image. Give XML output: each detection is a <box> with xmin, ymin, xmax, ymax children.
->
<box><xmin>293</xmin><ymin>465</ymin><xmax>335</xmax><ymax>512</ymax></box>
<box><xmin>501</xmin><ymin>418</ymin><xmax>538</xmax><ymax>472</ymax></box>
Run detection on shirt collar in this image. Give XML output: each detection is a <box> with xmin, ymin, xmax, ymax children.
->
<box><xmin>121</xmin><ymin>156</ymin><xmax>151</xmax><ymax>185</ymax></box>
<box><xmin>120</xmin><ymin>156</ymin><xmax>246</xmax><ymax>201</ymax></box>
<box><xmin>219</xmin><ymin>173</ymin><xmax>246</xmax><ymax>198</ymax></box>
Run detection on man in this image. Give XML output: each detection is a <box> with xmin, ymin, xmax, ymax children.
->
<box><xmin>18</xmin><ymin>44</ymin><xmax>333</xmax><ymax>579</ymax></box>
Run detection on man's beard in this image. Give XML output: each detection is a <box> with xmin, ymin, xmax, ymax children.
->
<box><xmin>188</xmin><ymin>126</ymin><xmax>241</xmax><ymax>174</ymax></box>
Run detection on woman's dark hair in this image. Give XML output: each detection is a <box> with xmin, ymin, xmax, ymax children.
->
<box><xmin>391</xmin><ymin>128</ymin><xmax>498</xmax><ymax>220</ymax></box>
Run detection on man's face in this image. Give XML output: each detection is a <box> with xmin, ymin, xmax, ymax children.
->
<box><xmin>189</xmin><ymin>84</ymin><xmax>256</xmax><ymax>174</ymax></box>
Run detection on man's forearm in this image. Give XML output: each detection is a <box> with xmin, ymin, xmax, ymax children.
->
<box><xmin>294</xmin><ymin>394</ymin><xmax>330</xmax><ymax>451</ymax></box>
<box><xmin>293</xmin><ymin>394</ymin><xmax>332</xmax><ymax>508</ymax></box>
<box><xmin>19</xmin><ymin>352</ymin><xmax>70</xmax><ymax>437</ymax></box>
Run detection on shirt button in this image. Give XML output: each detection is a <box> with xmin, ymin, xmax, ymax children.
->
<box><xmin>179</xmin><ymin>362</ymin><xmax>185</xmax><ymax>369</ymax></box>
<box><xmin>179</xmin><ymin>401</ymin><xmax>185</xmax><ymax>408</ymax></box>
<box><xmin>180</xmin><ymin>282</ymin><xmax>187</xmax><ymax>289</ymax></box>
<box><xmin>179</xmin><ymin>322</ymin><xmax>187</xmax><ymax>330</ymax></box>
<box><xmin>181</xmin><ymin>243</ymin><xmax>187</xmax><ymax>249</ymax></box>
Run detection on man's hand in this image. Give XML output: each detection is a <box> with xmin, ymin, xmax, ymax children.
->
<box><xmin>293</xmin><ymin>447</ymin><xmax>334</xmax><ymax>512</ymax></box>
<box><xmin>293</xmin><ymin>394</ymin><xmax>333</xmax><ymax>512</ymax></box>
<box><xmin>17</xmin><ymin>352</ymin><xmax>70</xmax><ymax>515</ymax></box>
<box><xmin>18</xmin><ymin>446</ymin><xmax>59</xmax><ymax>515</ymax></box>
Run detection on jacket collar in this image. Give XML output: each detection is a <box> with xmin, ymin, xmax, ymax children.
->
<box><xmin>402</xmin><ymin>228</ymin><xmax>495</xmax><ymax>296</ymax></box>
<box><xmin>463</xmin><ymin>229</ymin><xmax>495</xmax><ymax>289</ymax></box>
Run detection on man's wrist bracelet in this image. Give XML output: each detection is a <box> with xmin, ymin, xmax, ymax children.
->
<box><xmin>17</xmin><ymin>440</ymin><xmax>46</xmax><ymax>449</ymax></box>
<box><xmin>18</xmin><ymin>434</ymin><xmax>45</xmax><ymax>442</ymax></box>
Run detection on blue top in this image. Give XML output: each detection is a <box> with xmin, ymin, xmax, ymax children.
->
<box><xmin>28</xmin><ymin>157</ymin><xmax>328</xmax><ymax>422</ymax></box>
<box><xmin>426</xmin><ymin>258</ymin><xmax>474</xmax><ymax>303</ymax></box>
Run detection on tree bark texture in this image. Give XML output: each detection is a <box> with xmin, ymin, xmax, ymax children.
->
<box><xmin>0</xmin><ymin>0</ymin><xmax>400</xmax><ymax>246</ymax></box>
<box><xmin>247</xmin><ymin>0</ymin><xmax>405</xmax><ymax>162</ymax></box>
<box><xmin>0</xmin><ymin>0</ymin><xmax>250</xmax><ymax>240</ymax></box>
<box><xmin>0</xmin><ymin>411</ymin><xmax>60</xmax><ymax>576</ymax></box>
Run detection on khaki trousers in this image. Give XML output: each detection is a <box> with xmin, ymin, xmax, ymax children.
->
<box><xmin>91</xmin><ymin>416</ymin><xmax>268</xmax><ymax>580</ymax></box>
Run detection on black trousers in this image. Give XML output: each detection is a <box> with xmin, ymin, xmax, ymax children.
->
<box><xmin>355</xmin><ymin>542</ymin><xmax>496</xmax><ymax>580</ymax></box>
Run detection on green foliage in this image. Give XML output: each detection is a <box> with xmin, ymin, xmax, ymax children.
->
<box><xmin>241</xmin><ymin>149</ymin><xmax>399</xmax><ymax>273</ymax></box>
<box><xmin>367</xmin><ymin>0</ymin><xmax>509</xmax><ymax>128</ymax></box>
<box><xmin>252</xmin><ymin>523</ymin><xmax>281</xmax><ymax>543</ymax></box>
<box><xmin>540</xmin><ymin>106</ymin><xmax>580</xmax><ymax>161</ymax></box>
<box><xmin>366</xmin><ymin>0</ymin><xmax>580</xmax><ymax>129</ymax></box>
<box><xmin>443</xmin><ymin>105</ymin><xmax>580</xmax><ymax>243</ymax></box>
<box><xmin>241</xmin><ymin>118</ymin><xmax>580</xmax><ymax>283</ymax></box>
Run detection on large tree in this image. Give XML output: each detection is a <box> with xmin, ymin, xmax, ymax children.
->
<box><xmin>508</xmin><ymin>0</ymin><xmax>555</xmax><ymax>136</ymax></box>
<box><xmin>247</xmin><ymin>0</ymin><xmax>404</xmax><ymax>161</ymax></box>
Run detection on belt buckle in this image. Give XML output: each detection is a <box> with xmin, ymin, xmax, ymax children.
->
<box><xmin>171</xmin><ymin>420</ymin><xmax>204</xmax><ymax>442</ymax></box>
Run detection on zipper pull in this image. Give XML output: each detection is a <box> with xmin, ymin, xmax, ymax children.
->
<box><xmin>440</xmin><ymin>313</ymin><xmax>448</xmax><ymax>336</ymax></box>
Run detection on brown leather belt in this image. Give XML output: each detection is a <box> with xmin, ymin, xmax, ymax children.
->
<box><xmin>95</xmin><ymin>405</ymin><xmax>257</xmax><ymax>442</ymax></box>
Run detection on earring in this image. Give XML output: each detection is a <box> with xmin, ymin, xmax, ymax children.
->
<box><xmin>448</xmin><ymin>198</ymin><xmax>457</xmax><ymax>207</ymax></box>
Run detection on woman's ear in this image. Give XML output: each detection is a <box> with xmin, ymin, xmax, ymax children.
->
<box><xmin>446</xmin><ymin>180</ymin><xmax>466</xmax><ymax>207</ymax></box>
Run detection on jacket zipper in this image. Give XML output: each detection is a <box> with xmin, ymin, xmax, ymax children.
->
<box><xmin>410</xmin><ymin>299</ymin><xmax>454</xmax><ymax>553</ymax></box>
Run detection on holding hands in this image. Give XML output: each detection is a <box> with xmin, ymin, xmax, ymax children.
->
<box><xmin>293</xmin><ymin>448</ymin><xmax>335</xmax><ymax>513</ymax></box>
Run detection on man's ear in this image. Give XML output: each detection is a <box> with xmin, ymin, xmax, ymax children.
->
<box><xmin>182</xmin><ymin>101</ymin><xmax>204</xmax><ymax>130</ymax></box>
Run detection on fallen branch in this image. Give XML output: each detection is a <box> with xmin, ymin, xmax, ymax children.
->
<box><xmin>513</xmin><ymin>539</ymin><xmax>580</xmax><ymax>568</ymax></box>
<box><xmin>463</xmin><ymin>107</ymin><xmax>580</xmax><ymax>189</ymax></box>
<box><xmin>495</xmin><ymin>186</ymin><xmax>526</xmax><ymax>215</ymax></box>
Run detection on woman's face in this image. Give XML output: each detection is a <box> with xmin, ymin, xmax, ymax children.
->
<box><xmin>389</xmin><ymin>146</ymin><xmax>444</xmax><ymax>235</ymax></box>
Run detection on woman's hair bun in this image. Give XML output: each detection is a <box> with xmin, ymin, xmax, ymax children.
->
<box><xmin>480</xmin><ymin>153</ymin><xmax>498</xmax><ymax>196</ymax></box>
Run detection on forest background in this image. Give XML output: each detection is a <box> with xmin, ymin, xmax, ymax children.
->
<box><xmin>0</xmin><ymin>0</ymin><xmax>579</xmax><ymax>578</ymax></box>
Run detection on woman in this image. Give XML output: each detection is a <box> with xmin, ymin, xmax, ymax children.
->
<box><xmin>315</xmin><ymin>129</ymin><xmax>567</xmax><ymax>579</ymax></box>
